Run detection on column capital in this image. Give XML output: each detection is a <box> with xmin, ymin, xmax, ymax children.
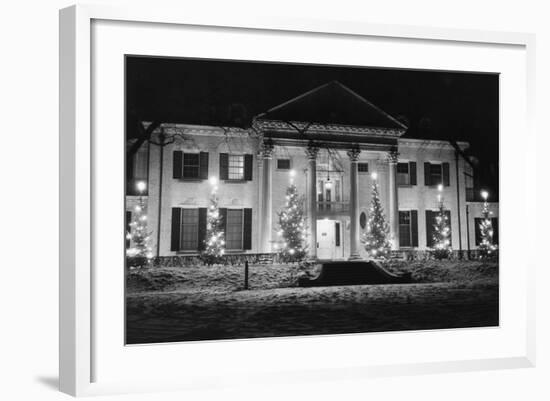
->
<box><xmin>386</xmin><ymin>149</ymin><xmax>399</xmax><ymax>164</ymax></box>
<box><xmin>305</xmin><ymin>143</ymin><xmax>319</xmax><ymax>160</ymax></box>
<box><xmin>347</xmin><ymin>147</ymin><xmax>361</xmax><ymax>162</ymax></box>
<box><xmin>261</xmin><ymin>139</ymin><xmax>274</xmax><ymax>158</ymax></box>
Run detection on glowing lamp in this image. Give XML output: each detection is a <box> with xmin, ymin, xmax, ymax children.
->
<box><xmin>437</xmin><ymin>184</ymin><xmax>443</xmax><ymax>192</ymax></box>
<box><xmin>481</xmin><ymin>190</ymin><xmax>489</xmax><ymax>201</ymax></box>
<box><xmin>371</xmin><ymin>172</ymin><xmax>378</xmax><ymax>180</ymax></box>
<box><xmin>209</xmin><ymin>176</ymin><xmax>218</xmax><ymax>186</ymax></box>
<box><xmin>136</xmin><ymin>181</ymin><xmax>147</xmax><ymax>193</ymax></box>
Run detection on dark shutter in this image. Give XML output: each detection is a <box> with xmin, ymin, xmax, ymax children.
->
<box><xmin>244</xmin><ymin>154</ymin><xmax>253</xmax><ymax>181</ymax></box>
<box><xmin>409</xmin><ymin>162</ymin><xmax>417</xmax><ymax>185</ymax></box>
<box><xmin>170</xmin><ymin>208</ymin><xmax>181</xmax><ymax>251</ymax></box>
<box><xmin>243</xmin><ymin>208</ymin><xmax>252</xmax><ymax>250</ymax></box>
<box><xmin>411</xmin><ymin>210</ymin><xmax>418</xmax><ymax>247</ymax></box>
<box><xmin>219</xmin><ymin>208</ymin><xmax>228</xmax><ymax>235</ymax></box>
<box><xmin>445</xmin><ymin>210</ymin><xmax>452</xmax><ymax>245</ymax></box>
<box><xmin>198</xmin><ymin>208</ymin><xmax>207</xmax><ymax>251</ymax></box>
<box><xmin>424</xmin><ymin>162</ymin><xmax>431</xmax><ymax>186</ymax></box>
<box><xmin>125</xmin><ymin>211</ymin><xmax>132</xmax><ymax>249</ymax></box>
<box><xmin>335</xmin><ymin>222</ymin><xmax>341</xmax><ymax>247</ymax></box>
<box><xmin>442</xmin><ymin>162</ymin><xmax>450</xmax><ymax>186</ymax></box>
<box><xmin>491</xmin><ymin>218</ymin><xmax>499</xmax><ymax>245</ymax></box>
<box><xmin>172</xmin><ymin>151</ymin><xmax>183</xmax><ymax>179</ymax></box>
<box><xmin>474</xmin><ymin>217</ymin><xmax>482</xmax><ymax>246</ymax></box>
<box><xmin>219</xmin><ymin>153</ymin><xmax>229</xmax><ymax>180</ymax></box>
<box><xmin>199</xmin><ymin>152</ymin><xmax>209</xmax><ymax>180</ymax></box>
<box><xmin>425</xmin><ymin>210</ymin><xmax>434</xmax><ymax>247</ymax></box>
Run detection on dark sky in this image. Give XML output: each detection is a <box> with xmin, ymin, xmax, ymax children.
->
<box><xmin>126</xmin><ymin>56</ymin><xmax>499</xmax><ymax>197</ymax></box>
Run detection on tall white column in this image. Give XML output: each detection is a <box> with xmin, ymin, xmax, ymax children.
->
<box><xmin>305</xmin><ymin>144</ymin><xmax>319</xmax><ymax>260</ymax></box>
<box><xmin>261</xmin><ymin>141</ymin><xmax>274</xmax><ymax>253</ymax></box>
<box><xmin>388</xmin><ymin>149</ymin><xmax>400</xmax><ymax>250</ymax></box>
<box><xmin>347</xmin><ymin>147</ymin><xmax>362</xmax><ymax>260</ymax></box>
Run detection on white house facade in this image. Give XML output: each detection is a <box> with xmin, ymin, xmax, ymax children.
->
<box><xmin>126</xmin><ymin>82</ymin><xmax>498</xmax><ymax>261</ymax></box>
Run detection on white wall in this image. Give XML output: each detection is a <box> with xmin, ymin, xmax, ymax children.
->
<box><xmin>2</xmin><ymin>1</ymin><xmax>549</xmax><ymax>401</ymax></box>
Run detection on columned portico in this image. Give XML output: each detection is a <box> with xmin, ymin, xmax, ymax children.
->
<box><xmin>260</xmin><ymin>141</ymin><xmax>274</xmax><ymax>253</ymax></box>
<box><xmin>305</xmin><ymin>144</ymin><xmax>319</xmax><ymax>260</ymax></box>
<box><xmin>387</xmin><ymin>149</ymin><xmax>400</xmax><ymax>250</ymax></box>
<box><xmin>347</xmin><ymin>147</ymin><xmax>362</xmax><ymax>260</ymax></box>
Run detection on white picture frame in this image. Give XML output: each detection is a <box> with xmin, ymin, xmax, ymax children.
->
<box><xmin>59</xmin><ymin>4</ymin><xmax>536</xmax><ymax>397</ymax></box>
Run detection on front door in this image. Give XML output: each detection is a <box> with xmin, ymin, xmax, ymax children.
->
<box><xmin>317</xmin><ymin>219</ymin><xmax>343</xmax><ymax>260</ymax></box>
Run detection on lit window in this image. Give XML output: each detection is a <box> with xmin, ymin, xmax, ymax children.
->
<box><xmin>225</xmin><ymin>209</ymin><xmax>243</xmax><ymax>249</ymax></box>
<box><xmin>358</xmin><ymin>163</ymin><xmax>369</xmax><ymax>172</ymax></box>
<box><xmin>277</xmin><ymin>159</ymin><xmax>291</xmax><ymax>170</ymax></box>
<box><xmin>228</xmin><ymin>155</ymin><xmax>245</xmax><ymax>180</ymax></box>
<box><xmin>397</xmin><ymin>162</ymin><xmax>410</xmax><ymax>185</ymax></box>
<box><xmin>180</xmin><ymin>209</ymin><xmax>199</xmax><ymax>250</ymax></box>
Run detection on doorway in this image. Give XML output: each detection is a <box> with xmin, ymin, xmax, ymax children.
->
<box><xmin>317</xmin><ymin>219</ymin><xmax>343</xmax><ymax>260</ymax></box>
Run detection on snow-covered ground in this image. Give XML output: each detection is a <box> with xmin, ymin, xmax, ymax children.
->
<box><xmin>126</xmin><ymin>260</ymin><xmax>498</xmax><ymax>344</ymax></box>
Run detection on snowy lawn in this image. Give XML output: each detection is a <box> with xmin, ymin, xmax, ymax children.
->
<box><xmin>126</xmin><ymin>260</ymin><xmax>498</xmax><ymax>344</ymax></box>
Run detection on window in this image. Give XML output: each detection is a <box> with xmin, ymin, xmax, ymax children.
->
<box><xmin>228</xmin><ymin>155</ymin><xmax>245</xmax><ymax>180</ymax></box>
<box><xmin>397</xmin><ymin>163</ymin><xmax>410</xmax><ymax>185</ymax></box>
<box><xmin>399</xmin><ymin>211</ymin><xmax>412</xmax><ymax>247</ymax></box>
<box><xmin>183</xmin><ymin>153</ymin><xmax>200</xmax><ymax>179</ymax></box>
<box><xmin>425</xmin><ymin>210</ymin><xmax>451</xmax><ymax>248</ymax></box>
<box><xmin>335</xmin><ymin>222</ymin><xmax>341</xmax><ymax>246</ymax></box>
<box><xmin>358</xmin><ymin>163</ymin><xmax>369</xmax><ymax>173</ymax></box>
<box><xmin>277</xmin><ymin>159</ymin><xmax>291</xmax><ymax>170</ymax></box>
<box><xmin>125</xmin><ymin>211</ymin><xmax>132</xmax><ymax>249</ymax></box>
<box><xmin>180</xmin><ymin>209</ymin><xmax>199</xmax><ymax>251</ymax></box>
<box><xmin>225</xmin><ymin>209</ymin><xmax>243</xmax><ymax>249</ymax></box>
<box><xmin>429</xmin><ymin>163</ymin><xmax>443</xmax><ymax>186</ymax></box>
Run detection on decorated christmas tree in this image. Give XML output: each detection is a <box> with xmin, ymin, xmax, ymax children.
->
<box><xmin>126</xmin><ymin>182</ymin><xmax>153</xmax><ymax>268</ymax></box>
<box><xmin>276</xmin><ymin>181</ymin><xmax>307</xmax><ymax>262</ymax></box>
<box><xmin>432</xmin><ymin>186</ymin><xmax>452</xmax><ymax>259</ymax></box>
<box><xmin>362</xmin><ymin>173</ymin><xmax>391</xmax><ymax>259</ymax></box>
<box><xmin>201</xmin><ymin>180</ymin><xmax>225</xmax><ymax>265</ymax></box>
<box><xmin>478</xmin><ymin>190</ymin><xmax>497</xmax><ymax>257</ymax></box>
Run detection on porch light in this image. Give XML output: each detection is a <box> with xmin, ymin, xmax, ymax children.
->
<box><xmin>437</xmin><ymin>184</ymin><xmax>443</xmax><ymax>192</ymax></box>
<box><xmin>481</xmin><ymin>190</ymin><xmax>489</xmax><ymax>201</ymax></box>
<box><xmin>209</xmin><ymin>176</ymin><xmax>218</xmax><ymax>186</ymax></box>
<box><xmin>325</xmin><ymin>177</ymin><xmax>332</xmax><ymax>189</ymax></box>
<box><xmin>136</xmin><ymin>181</ymin><xmax>146</xmax><ymax>193</ymax></box>
<box><xmin>371</xmin><ymin>172</ymin><xmax>377</xmax><ymax>180</ymax></box>
<box><xmin>289</xmin><ymin>169</ymin><xmax>296</xmax><ymax>178</ymax></box>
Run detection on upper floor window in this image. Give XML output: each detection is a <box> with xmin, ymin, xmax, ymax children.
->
<box><xmin>228</xmin><ymin>155</ymin><xmax>245</xmax><ymax>180</ymax></box>
<box><xmin>277</xmin><ymin>159</ymin><xmax>291</xmax><ymax>170</ymax></box>
<box><xmin>219</xmin><ymin>153</ymin><xmax>253</xmax><ymax>181</ymax></box>
<box><xmin>397</xmin><ymin>162</ymin><xmax>417</xmax><ymax>186</ymax></box>
<box><xmin>183</xmin><ymin>153</ymin><xmax>200</xmax><ymax>179</ymax></box>
<box><xmin>173</xmin><ymin>151</ymin><xmax>209</xmax><ymax>180</ymax></box>
<box><xmin>357</xmin><ymin>163</ymin><xmax>369</xmax><ymax>173</ymax></box>
<box><xmin>424</xmin><ymin>162</ymin><xmax>450</xmax><ymax>187</ymax></box>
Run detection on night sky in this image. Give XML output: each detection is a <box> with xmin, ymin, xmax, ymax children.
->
<box><xmin>126</xmin><ymin>56</ymin><xmax>499</xmax><ymax>197</ymax></box>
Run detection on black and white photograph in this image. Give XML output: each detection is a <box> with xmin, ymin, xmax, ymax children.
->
<box><xmin>125</xmin><ymin>56</ymin><xmax>499</xmax><ymax>345</ymax></box>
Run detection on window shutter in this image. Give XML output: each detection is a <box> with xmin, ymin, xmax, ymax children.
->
<box><xmin>170</xmin><ymin>208</ymin><xmax>181</xmax><ymax>251</ymax></box>
<box><xmin>411</xmin><ymin>210</ymin><xmax>418</xmax><ymax>247</ymax></box>
<box><xmin>491</xmin><ymin>218</ymin><xmax>499</xmax><ymax>245</ymax></box>
<box><xmin>243</xmin><ymin>208</ymin><xmax>252</xmax><ymax>249</ymax></box>
<box><xmin>424</xmin><ymin>162</ymin><xmax>431</xmax><ymax>186</ymax></box>
<box><xmin>409</xmin><ymin>162</ymin><xmax>417</xmax><ymax>185</ymax></box>
<box><xmin>425</xmin><ymin>210</ymin><xmax>434</xmax><ymax>247</ymax></box>
<box><xmin>198</xmin><ymin>208</ymin><xmax>207</xmax><ymax>251</ymax></box>
<box><xmin>199</xmin><ymin>152</ymin><xmax>209</xmax><ymax>180</ymax></box>
<box><xmin>445</xmin><ymin>210</ymin><xmax>452</xmax><ymax>245</ymax></box>
<box><xmin>474</xmin><ymin>217</ymin><xmax>482</xmax><ymax>246</ymax></box>
<box><xmin>442</xmin><ymin>162</ymin><xmax>450</xmax><ymax>186</ymax></box>
<box><xmin>219</xmin><ymin>153</ymin><xmax>229</xmax><ymax>180</ymax></box>
<box><xmin>244</xmin><ymin>154</ymin><xmax>253</xmax><ymax>181</ymax></box>
<box><xmin>173</xmin><ymin>151</ymin><xmax>183</xmax><ymax>179</ymax></box>
<box><xmin>219</xmin><ymin>208</ymin><xmax>228</xmax><ymax>235</ymax></box>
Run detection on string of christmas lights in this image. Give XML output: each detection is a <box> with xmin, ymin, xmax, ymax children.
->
<box><xmin>478</xmin><ymin>190</ymin><xmax>497</xmax><ymax>257</ymax></box>
<box><xmin>362</xmin><ymin>173</ymin><xmax>391</xmax><ymax>259</ymax></box>
<box><xmin>432</xmin><ymin>185</ymin><xmax>452</xmax><ymax>259</ymax></box>
<box><xmin>126</xmin><ymin>181</ymin><xmax>153</xmax><ymax>268</ymax></box>
<box><xmin>276</xmin><ymin>171</ymin><xmax>307</xmax><ymax>262</ymax></box>
<box><xmin>201</xmin><ymin>178</ymin><xmax>226</xmax><ymax>265</ymax></box>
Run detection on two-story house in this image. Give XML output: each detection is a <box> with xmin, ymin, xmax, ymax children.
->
<box><xmin>126</xmin><ymin>81</ymin><xmax>498</xmax><ymax>261</ymax></box>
